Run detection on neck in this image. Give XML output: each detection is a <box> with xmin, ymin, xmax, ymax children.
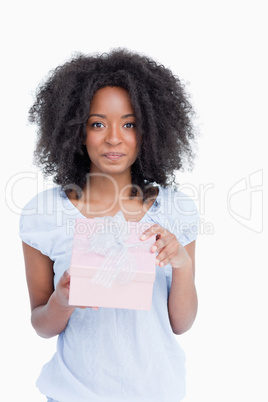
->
<box><xmin>83</xmin><ymin>171</ymin><xmax>134</xmax><ymax>203</ymax></box>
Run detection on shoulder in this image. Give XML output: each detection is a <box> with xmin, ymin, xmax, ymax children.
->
<box><xmin>20</xmin><ymin>186</ymin><xmax>63</xmax><ymax>216</ymax></box>
<box><xmin>19</xmin><ymin>187</ymin><xmax>66</xmax><ymax>255</ymax></box>
<box><xmin>159</xmin><ymin>186</ymin><xmax>198</xmax><ymax>214</ymax></box>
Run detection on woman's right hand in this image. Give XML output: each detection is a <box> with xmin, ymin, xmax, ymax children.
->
<box><xmin>23</xmin><ymin>243</ymin><xmax>98</xmax><ymax>338</ymax></box>
<box><xmin>54</xmin><ymin>270</ymin><xmax>99</xmax><ymax>311</ymax></box>
<box><xmin>53</xmin><ymin>269</ymin><xmax>73</xmax><ymax>310</ymax></box>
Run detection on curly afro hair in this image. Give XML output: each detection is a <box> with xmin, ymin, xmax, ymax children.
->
<box><xmin>29</xmin><ymin>48</ymin><xmax>196</xmax><ymax>199</ymax></box>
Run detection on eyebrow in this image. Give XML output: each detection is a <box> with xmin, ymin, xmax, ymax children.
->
<box><xmin>88</xmin><ymin>113</ymin><xmax>135</xmax><ymax>119</ymax></box>
<box><xmin>121</xmin><ymin>114</ymin><xmax>135</xmax><ymax>119</ymax></box>
<box><xmin>88</xmin><ymin>114</ymin><xmax>106</xmax><ymax>119</ymax></box>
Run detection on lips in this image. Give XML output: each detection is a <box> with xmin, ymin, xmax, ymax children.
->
<box><xmin>103</xmin><ymin>152</ymin><xmax>125</xmax><ymax>160</ymax></box>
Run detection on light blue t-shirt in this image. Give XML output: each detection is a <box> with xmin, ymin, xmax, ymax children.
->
<box><xmin>20</xmin><ymin>186</ymin><xmax>199</xmax><ymax>402</ymax></box>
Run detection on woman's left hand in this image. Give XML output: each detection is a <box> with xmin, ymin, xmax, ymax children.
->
<box><xmin>140</xmin><ymin>224</ymin><xmax>191</xmax><ymax>269</ymax></box>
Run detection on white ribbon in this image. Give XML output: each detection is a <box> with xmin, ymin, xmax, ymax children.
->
<box><xmin>73</xmin><ymin>214</ymin><xmax>148</xmax><ymax>288</ymax></box>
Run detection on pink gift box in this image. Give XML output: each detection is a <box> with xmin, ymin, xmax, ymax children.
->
<box><xmin>69</xmin><ymin>217</ymin><xmax>156</xmax><ymax>310</ymax></box>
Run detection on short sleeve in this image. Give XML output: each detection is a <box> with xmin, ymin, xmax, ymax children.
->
<box><xmin>153</xmin><ymin>188</ymin><xmax>199</xmax><ymax>247</ymax></box>
<box><xmin>19</xmin><ymin>189</ymin><xmax>57</xmax><ymax>257</ymax></box>
<box><xmin>172</xmin><ymin>190</ymin><xmax>199</xmax><ymax>247</ymax></box>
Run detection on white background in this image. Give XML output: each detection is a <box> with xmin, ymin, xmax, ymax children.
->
<box><xmin>1</xmin><ymin>1</ymin><xmax>267</xmax><ymax>401</ymax></box>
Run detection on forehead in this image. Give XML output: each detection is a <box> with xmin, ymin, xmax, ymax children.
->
<box><xmin>90</xmin><ymin>86</ymin><xmax>134</xmax><ymax>113</ymax></box>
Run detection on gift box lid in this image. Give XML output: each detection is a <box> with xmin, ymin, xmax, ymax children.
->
<box><xmin>70</xmin><ymin>217</ymin><xmax>156</xmax><ymax>287</ymax></box>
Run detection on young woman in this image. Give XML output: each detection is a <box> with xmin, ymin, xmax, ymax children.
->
<box><xmin>20</xmin><ymin>49</ymin><xmax>199</xmax><ymax>402</ymax></box>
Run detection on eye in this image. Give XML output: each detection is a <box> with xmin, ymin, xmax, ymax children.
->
<box><xmin>124</xmin><ymin>122</ymin><xmax>136</xmax><ymax>129</ymax></box>
<box><xmin>91</xmin><ymin>122</ymin><xmax>104</xmax><ymax>128</ymax></box>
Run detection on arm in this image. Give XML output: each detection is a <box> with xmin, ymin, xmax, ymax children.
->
<box><xmin>168</xmin><ymin>240</ymin><xmax>197</xmax><ymax>335</ymax></box>
<box><xmin>22</xmin><ymin>242</ymin><xmax>75</xmax><ymax>338</ymax></box>
<box><xmin>141</xmin><ymin>226</ymin><xmax>198</xmax><ymax>335</ymax></box>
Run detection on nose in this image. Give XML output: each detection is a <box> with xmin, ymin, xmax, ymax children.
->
<box><xmin>105</xmin><ymin>125</ymin><xmax>122</xmax><ymax>146</ymax></box>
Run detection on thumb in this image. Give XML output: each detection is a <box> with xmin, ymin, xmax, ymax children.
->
<box><xmin>60</xmin><ymin>269</ymin><xmax>71</xmax><ymax>285</ymax></box>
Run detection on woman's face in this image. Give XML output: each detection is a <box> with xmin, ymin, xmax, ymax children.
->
<box><xmin>85</xmin><ymin>86</ymin><xmax>138</xmax><ymax>177</ymax></box>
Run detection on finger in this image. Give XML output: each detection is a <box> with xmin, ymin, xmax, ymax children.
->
<box><xmin>157</xmin><ymin>242</ymin><xmax>190</xmax><ymax>268</ymax></box>
<box><xmin>151</xmin><ymin>236</ymin><xmax>170</xmax><ymax>252</ymax></box>
<box><xmin>157</xmin><ymin>254</ymin><xmax>173</xmax><ymax>267</ymax></box>
<box><xmin>58</xmin><ymin>269</ymin><xmax>71</xmax><ymax>286</ymax></box>
<box><xmin>140</xmin><ymin>224</ymin><xmax>167</xmax><ymax>240</ymax></box>
<box><xmin>155</xmin><ymin>246</ymin><xmax>176</xmax><ymax>266</ymax></box>
<box><xmin>159</xmin><ymin>251</ymin><xmax>190</xmax><ymax>268</ymax></box>
<box><xmin>151</xmin><ymin>233</ymin><xmax>177</xmax><ymax>253</ymax></box>
<box><xmin>78</xmin><ymin>306</ymin><xmax>99</xmax><ymax>310</ymax></box>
